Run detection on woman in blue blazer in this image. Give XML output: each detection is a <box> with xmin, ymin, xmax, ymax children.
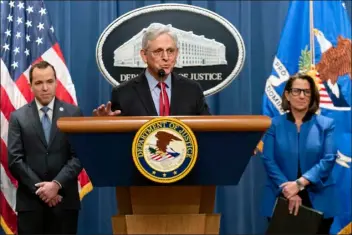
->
<box><xmin>261</xmin><ymin>73</ymin><xmax>339</xmax><ymax>234</ymax></box>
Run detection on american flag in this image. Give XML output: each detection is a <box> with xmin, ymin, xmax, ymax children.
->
<box><xmin>0</xmin><ymin>1</ymin><xmax>92</xmax><ymax>233</ymax></box>
<box><xmin>311</xmin><ymin>71</ymin><xmax>335</xmax><ymax>109</ymax></box>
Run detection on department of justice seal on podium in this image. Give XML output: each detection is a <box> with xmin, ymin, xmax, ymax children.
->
<box><xmin>132</xmin><ymin>117</ymin><xmax>198</xmax><ymax>183</ymax></box>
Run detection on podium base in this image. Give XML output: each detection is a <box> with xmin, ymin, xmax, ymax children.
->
<box><xmin>112</xmin><ymin>214</ymin><xmax>220</xmax><ymax>234</ymax></box>
<box><xmin>113</xmin><ymin>186</ymin><xmax>220</xmax><ymax>234</ymax></box>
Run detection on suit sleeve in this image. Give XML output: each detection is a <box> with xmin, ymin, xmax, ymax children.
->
<box><xmin>302</xmin><ymin>120</ymin><xmax>337</xmax><ymax>188</ymax></box>
<box><xmin>7</xmin><ymin>112</ymin><xmax>42</xmax><ymax>194</ymax></box>
<box><xmin>195</xmin><ymin>83</ymin><xmax>211</xmax><ymax>115</ymax></box>
<box><xmin>53</xmin><ymin>107</ymin><xmax>83</xmax><ymax>189</ymax></box>
<box><xmin>111</xmin><ymin>87</ymin><xmax>123</xmax><ymax>115</ymax></box>
<box><xmin>261</xmin><ymin>122</ymin><xmax>289</xmax><ymax>188</ymax></box>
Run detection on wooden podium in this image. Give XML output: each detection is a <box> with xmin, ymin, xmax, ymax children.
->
<box><xmin>57</xmin><ymin>115</ymin><xmax>271</xmax><ymax>234</ymax></box>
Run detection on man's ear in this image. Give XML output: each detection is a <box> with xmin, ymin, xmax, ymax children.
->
<box><xmin>29</xmin><ymin>83</ymin><xmax>33</xmax><ymax>92</ymax></box>
<box><xmin>140</xmin><ymin>49</ymin><xmax>148</xmax><ymax>64</ymax></box>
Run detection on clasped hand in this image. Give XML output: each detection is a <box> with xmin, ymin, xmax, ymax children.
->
<box><xmin>280</xmin><ymin>181</ymin><xmax>301</xmax><ymax>216</ymax></box>
<box><xmin>93</xmin><ymin>101</ymin><xmax>121</xmax><ymax>116</ymax></box>
<box><xmin>35</xmin><ymin>181</ymin><xmax>62</xmax><ymax>207</ymax></box>
<box><xmin>280</xmin><ymin>181</ymin><xmax>299</xmax><ymax>199</ymax></box>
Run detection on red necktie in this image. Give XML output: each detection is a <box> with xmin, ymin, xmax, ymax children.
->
<box><xmin>158</xmin><ymin>82</ymin><xmax>169</xmax><ymax>116</ymax></box>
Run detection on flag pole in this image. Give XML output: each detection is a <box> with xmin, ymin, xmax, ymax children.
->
<box><xmin>309</xmin><ymin>0</ymin><xmax>315</xmax><ymax>66</ymax></box>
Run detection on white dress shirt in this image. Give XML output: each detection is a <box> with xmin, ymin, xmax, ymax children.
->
<box><xmin>145</xmin><ymin>69</ymin><xmax>172</xmax><ymax>115</ymax></box>
<box><xmin>35</xmin><ymin>97</ymin><xmax>55</xmax><ymax>122</ymax></box>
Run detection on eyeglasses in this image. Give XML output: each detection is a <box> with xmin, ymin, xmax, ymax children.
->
<box><xmin>290</xmin><ymin>88</ymin><xmax>311</xmax><ymax>97</ymax></box>
<box><xmin>148</xmin><ymin>48</ymin><xmax>176</xmax><ymax>58</ymax></box>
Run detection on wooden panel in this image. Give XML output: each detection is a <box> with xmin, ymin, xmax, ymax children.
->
<box><xmin>115</xmin><ymin>186</ymin><xmax>216</xmax><ymax>215</ymax></box>
<box><xmin>111</xmin><ymin>215</ymin><xmax>127</xmax><ymax>234</ymax></box>
<box><xmin>115</xmin><ymin>187</ymin><xmax>132</xmax><ymax>215</ymax></box>
<box><xmin>205</xmin><ymin>214</ymin><xmax>221</xmax><ymax>234</ymax></box>
<box><xmin>199</xmin><ymin>186</ymin><xmax>216</xmax><ymax>213</ymax></box>
<box><xmin>125</xmin><ymin>214</ymin><xmax>206</xmax><ymax>234</ymax></box>
<box><xmin>111</xmin><ymin>214</ymin><xmax>221</xmax><ymax>234</ymax></box>
<box><xmin>57</xmin><ymin>115</ymin><xmax>271</xmax><ymax>133</ymax></box>
<box><xmin>130</xmin><ymin>186</ymin><xmax>202</xmax><ymax>214</ymax></box>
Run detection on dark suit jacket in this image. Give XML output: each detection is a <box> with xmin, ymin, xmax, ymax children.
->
<box><xmin>110</xmin><ymin>71</ymin><xmax>211</xmax><ymax>116</ymax></box>
<box><xmin>7</xmin><ymin>98</ymin><xmax>83</xmax><ymax>211</ymax></box>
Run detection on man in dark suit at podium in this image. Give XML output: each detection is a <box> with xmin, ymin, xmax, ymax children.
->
<box><xmin>7</xmin><ymin>61</ymin><xmax>83</xmax><ymax>234</ymax></box>
<box><xmin>93</xmin><ymin>23</ymin><xmax>210</xmax><ymax>116</ymax></box>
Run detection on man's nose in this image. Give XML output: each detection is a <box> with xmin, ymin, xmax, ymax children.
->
<box><xmin>161</xmin><ymin>51</ymin><xmax>169</xmax><ymax>60</ymax></box>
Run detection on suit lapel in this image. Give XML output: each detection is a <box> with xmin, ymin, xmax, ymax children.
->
<box><xmin>29</xmin><ymin>101</ymin><xmax>47</xmax><ymax>147</ymax></box>
<box><xmin>47</xmin><ymin>99</ymin><xmax>62</xmax><ymax>149</ymax></box>
<box><xmin>286</xmin><ymin>119</ymin><xmax>298</xmax><ymax>160</ymax></box>
<box><xmin>170</xmin><ymin>73</ymin><xmax>183</xmax><ymax>115</ymax></box>
<box><xmin>283</xmin><ymin>114</ymin><xmax>299</xmax><ymax>177</ymax></box>
<box><xmin>133</xmin><ymin>74</ymin><xmax>158</xmax><ymax>116</ymax></box>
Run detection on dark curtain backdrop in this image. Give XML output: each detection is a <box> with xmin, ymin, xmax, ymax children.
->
<box><xmin>2</xmin><ymin>1</ymin><xmax>351</xmax><ymax>234</ymax></box>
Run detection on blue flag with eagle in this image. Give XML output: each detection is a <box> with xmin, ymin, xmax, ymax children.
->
<box><xmin>261</xmin><ymin>1</ymin><xmax>351</xmax><ymax>234</ymax></box>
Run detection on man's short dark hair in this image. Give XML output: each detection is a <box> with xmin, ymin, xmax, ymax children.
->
<box><xmin>29</xmin><ymin>61</ymin><xmax>57</xmax><ymax>84</ymax></box>
<box><xmin>281</xmin><ymin>73</ymin><xmax>320</xmax><ymax>113</ymax></box>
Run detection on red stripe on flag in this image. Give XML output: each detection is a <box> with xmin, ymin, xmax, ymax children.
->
<box><xmin>0</xmin><ymin>86</ymin><xmax>16</xmax><ymax>121</ymax></box>
<box><xmin>320</xmin><ymin>100</ymin><xmax>333</xmax><ymax>104</ymax></box>
<box><xmin>15</xmin><ymin>74</ymin><xmax>34</xmax><ymax>103</ymax></box>
<box><xmin>0</xmin><ymin>140</ymin><xmax>18</xmax><ymax>187</ymax></box>
<box><xmin>52</xmin><ymin>43</ymin><xmax>66</xmax><ymax>64</ymax></box>
<box><xmin>56</xmin><ymin>79</ymin><xmax>75</xmax><ymax>104</ymax></box>
<box><xmin>0</xmin><ymin>191</ymin><xmax>17</xmax><ymax>235</ymax></box>
<box><xmin>32</xmin><ymin>57</ymin><xmax>43</xmax><ymax>65</ymax></box>
<box><xmin>78</xmin><ymin>169</ymin><xmax>90</xmax><ymax>187</ymax></box>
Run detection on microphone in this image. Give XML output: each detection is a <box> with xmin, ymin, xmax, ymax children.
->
<box><xmin>158</xmin><ymin>69</ymin><xmax>166</xmax><ymax>116</ymax></box>
<box><xmin>158</xmin><ymin>69</ymin><xmax>166</xmax><ymax>79</ymax></box>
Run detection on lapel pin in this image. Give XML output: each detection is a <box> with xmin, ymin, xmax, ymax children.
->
<box><xmin>59</xmin><ymin>107</ymin><xmax>64</xmax><ymax>112</ymax></box>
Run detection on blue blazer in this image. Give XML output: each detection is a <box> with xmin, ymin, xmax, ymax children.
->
<box><xmin>260</xmin><ymin>112</ymin><xmax>339</xmax><ymax>218</ymax></box>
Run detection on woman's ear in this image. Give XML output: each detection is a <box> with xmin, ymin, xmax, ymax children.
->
<box><xmin>284</xmin><ymin>90</ymin><xmax>290</xmax><ymax>102</ymax></box>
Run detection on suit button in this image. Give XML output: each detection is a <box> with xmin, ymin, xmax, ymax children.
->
<box><xmin>44</xmin><ymin>172</ymin><xmax>48</xmax><ymax>176</ymax></box>
<box><xmin>46</xmin><ymin>152</ymin><xmax>49</xmax><ymax>155</ymax></box>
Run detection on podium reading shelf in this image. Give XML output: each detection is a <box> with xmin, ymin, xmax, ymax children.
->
<box><xmin>57</xmin><ymin>115</ymin><xmax>271</xmax><ymax>234</ymax></box>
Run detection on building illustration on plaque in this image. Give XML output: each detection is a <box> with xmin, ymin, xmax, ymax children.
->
<box><xmin>113</xmin><ymin>23</ymin><xmax>227</xmax><ymax>68</ymax></box>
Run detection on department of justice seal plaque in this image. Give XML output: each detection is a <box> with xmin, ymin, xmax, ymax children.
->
<box><xmin>132</xmin><ymin>117</ymin><xmax>198</xmax><ymax>183</ymax></box>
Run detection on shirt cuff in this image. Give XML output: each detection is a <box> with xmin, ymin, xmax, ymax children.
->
<box><xmin>53</xmin><ymin>180</ymin><xmax>62</xmax><ymax>189</ymax></box>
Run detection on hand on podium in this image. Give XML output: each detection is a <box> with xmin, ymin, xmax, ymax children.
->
<box><xmin>93</xmin><ymin>101</ymin><xmax>121</xmax><ymax>116</ymax></box>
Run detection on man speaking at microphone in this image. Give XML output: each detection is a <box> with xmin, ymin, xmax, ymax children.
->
<box><xmin>93</xmin><ymin>23</ymin><xmax>210</xmax><ymax>116</ymax></box>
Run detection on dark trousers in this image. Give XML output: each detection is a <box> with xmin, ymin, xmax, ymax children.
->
<box><xmin>299</xmin><ymin>189</ymin><xmax>334</xmax><ymax>234</ymax></box>
<box><xmin>317</xmin><ymin>218</ymin><xmax>334</xmax><ymax>234</ymax></box>
<box><xmin>17</xmin><ymin>205</ymin><xmax>79</xmax><ymax>234</ymax></box>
